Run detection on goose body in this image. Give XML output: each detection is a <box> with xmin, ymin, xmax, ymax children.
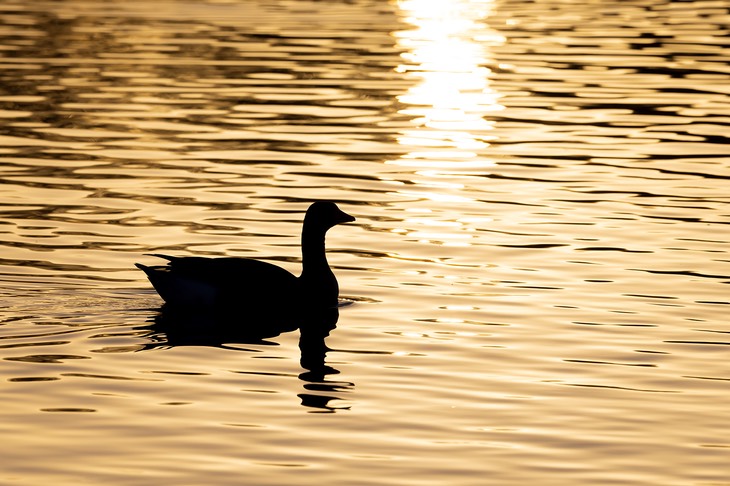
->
<box><xmin>136</xmin><ymin>202</ymin><xmax>355</xmax><ymax>313</ymax></box>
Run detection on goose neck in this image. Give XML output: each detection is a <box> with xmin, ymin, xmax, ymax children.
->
<box><xmin>301</xmin><ymin>227</ymin><xmax>328</xmax><ymax>271</ymax></box>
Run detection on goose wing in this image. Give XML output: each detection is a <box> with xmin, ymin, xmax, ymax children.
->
<box><xmin>137</xmin><ymin>254</ymin><xmax>299</xmax><ymax>308</ymax></box>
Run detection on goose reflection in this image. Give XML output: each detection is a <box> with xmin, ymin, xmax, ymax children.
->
<box><xmin>140</xmin><ymin>305</ymin><xmax>353</xmax><ymax>412</ymax></box>
<box><xmin>297</xmin><ymin>314</ymin><xmax>353</xmax><ymax>412</ymax></box>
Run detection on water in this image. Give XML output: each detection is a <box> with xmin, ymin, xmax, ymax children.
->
<box><xmin>1</xmin><ymin>0</ymin><xmax>728</xmax><ymax>484</ymax></box>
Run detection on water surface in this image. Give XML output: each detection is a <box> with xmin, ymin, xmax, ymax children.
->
<box><xmin>1</xmin><ymin>0</ymin><xmax>729</xmax><ymax>484</ymax></box>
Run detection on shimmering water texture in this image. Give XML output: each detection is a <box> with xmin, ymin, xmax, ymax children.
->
<box><xmin>1</xmin><ymin>0</ymin><xmax>729</xmax><ymax>484</ymax></box>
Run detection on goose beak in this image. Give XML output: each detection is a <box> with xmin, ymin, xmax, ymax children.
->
<box><xmin>337</xmin><ymin>209</ymin><xmax>356</xmax><ymax>224</ymax></box>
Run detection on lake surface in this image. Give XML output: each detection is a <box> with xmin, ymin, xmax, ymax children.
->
<box><xmin>1</xmin><ymin>0</ymin><xmax>728</xmax><ymax>484</ymax></box>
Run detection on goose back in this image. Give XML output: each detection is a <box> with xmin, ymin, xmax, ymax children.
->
<box><xmin>137</xmin><ymin>255</ymin><xmax>299</xmax><ymax>309</ymax></box>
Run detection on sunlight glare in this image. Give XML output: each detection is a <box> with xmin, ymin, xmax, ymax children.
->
<box><xmin>386</xmin><ymin>0</ymin><xmax>504</xmax><ymax>245</ymax></box>
<box><xmin>392</xmin><ymin>0</ymin><xmax>504</xmax><ymax>166</ymax></box>
<box><xmin>389</xmin><ymin>0</ymin><xmax>503</xmax><ymax>188</ymax></box>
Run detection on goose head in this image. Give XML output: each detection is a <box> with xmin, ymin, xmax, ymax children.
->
<box><xmin>303</xmin><ymin>201</ymin><xmax>356</xmax><ymax>233</ymax></box>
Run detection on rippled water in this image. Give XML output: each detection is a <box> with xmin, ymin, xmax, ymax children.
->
<box><xmin>1</xmin><ymin>0</ymin><xmax>729</xmax><ymax>484</ymax></box>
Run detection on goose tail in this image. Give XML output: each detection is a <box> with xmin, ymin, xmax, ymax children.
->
<box><xmin>135</xmin><ymin>262</ymin><xmax>153</xmax><ymax>274</ymax></box>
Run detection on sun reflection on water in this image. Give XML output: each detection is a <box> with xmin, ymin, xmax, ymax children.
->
<box><xmin>393</xmin><ymin>0</ymin><xmax>504</xmax><ymax>159</ymax></box>
<box><xmin>389</xmin><ymin>0</ymin><xmax>504</xmax><ymax>245</ymax></box>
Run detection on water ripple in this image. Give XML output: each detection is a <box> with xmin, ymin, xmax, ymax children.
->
<box><xmin>0</xmin><ymin>0</ymin><xmax>729</xmax><ymax>484</ymax></box>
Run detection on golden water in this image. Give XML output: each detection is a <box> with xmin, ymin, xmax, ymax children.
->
<box><xmin>1</xmin><ymin>0</ymin><xmax>728</xmax><ymax>484</ymax></box>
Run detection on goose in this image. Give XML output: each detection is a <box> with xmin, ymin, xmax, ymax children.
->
<box><xmin>135</xmin><ymin>201</ymin><xmax>355</xmax><ymax>315</ymax></box>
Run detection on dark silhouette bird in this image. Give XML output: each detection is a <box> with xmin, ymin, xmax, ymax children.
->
<box><xmin>135</xmin><ymin>201</ymin><xmax>355</xmax><ymax>317</ymax></box>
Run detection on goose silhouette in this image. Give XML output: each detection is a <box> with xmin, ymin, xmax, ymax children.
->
<box><xmin>136</xmin><ymin>201</ymin><xmax>355</xmax><ymax>315</ymax></box>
